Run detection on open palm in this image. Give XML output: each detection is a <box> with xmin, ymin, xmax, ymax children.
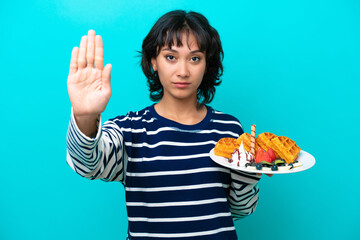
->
<box><xmin>67</xmin><ymin>30</ymin><xmax>112</xmax><ymax>117</ymax></box>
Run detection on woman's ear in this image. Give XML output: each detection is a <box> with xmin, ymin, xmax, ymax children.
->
<box><xmin>151</xmin><ymin>58</ymin><xmax>157</xmax><ymax>71</ymax></box>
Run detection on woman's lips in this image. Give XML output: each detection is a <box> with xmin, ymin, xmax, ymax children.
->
<box><xmin>173</xmin><ymin>82</ymin><xmax>190</xmax><ymax>88</ymax></box>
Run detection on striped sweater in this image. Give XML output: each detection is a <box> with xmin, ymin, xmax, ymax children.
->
<box><xmin>66</xmin><ymin>104</ymin><xmax>260</xmax><ymax>240</ymax></box>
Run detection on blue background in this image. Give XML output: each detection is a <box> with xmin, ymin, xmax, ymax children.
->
<box><xmin>1</xmin><ymin>0</ymin><xmax>359</xmax><ymax>239</ymax></box>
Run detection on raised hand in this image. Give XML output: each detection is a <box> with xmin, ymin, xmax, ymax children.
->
<box><xmin>67</xmin><ymin>30</ymin><xmax>112</xmax><ymax>118</ymax></box>
<box><xmin>67</xmin><ymin>30</ymin><xmax>112</xmax><ymax>137</ymax></box>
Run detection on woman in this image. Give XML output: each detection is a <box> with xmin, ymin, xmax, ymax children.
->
<box><xmin>67</xmin><ymin>10</ymin><xmax>261</xmax><ymax>240</ymax></box>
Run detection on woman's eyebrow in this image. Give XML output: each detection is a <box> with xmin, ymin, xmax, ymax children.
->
<box><xmin>190</xmin><ymin>50</ymin><xmax>204</xmax><ymax>54</ymax></box>
<box><xmin>162</xmin><ymin>48</ymin><xmax>177</xmax><ymax>52</ymax></box>
<box><xmin>162</xmin><ymin>48</ymin><xmax>204</xmax><ymax>54</ymax></box>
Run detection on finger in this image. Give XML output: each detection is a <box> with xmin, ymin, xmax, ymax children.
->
<box><xmin>69</xmin><ymin>47</ymin><xmax>79</xmax><ymax>74</ymax></box>
<box><xmin>256</xmin><ymin>173</ymin><xmax>273</xmax><ymax>177</ymax></box>
<box><xmin>102</xmin><ymin>64</ymin><xmax>112</xmax><ymax>92</ymax></box>
<box><xmin>95</xmin><ymin>35</ymin><xmax>104</xmax><ymax>70</ymax></box>
<box><xmin>87</xmin><ymin>30</ymin><xmax>96</xmax><ymax>68</ymax></box>
<box><xmin>78</xmin><ymin>36</ymin><xmax>87</xmax><ymax>69</ymax></box>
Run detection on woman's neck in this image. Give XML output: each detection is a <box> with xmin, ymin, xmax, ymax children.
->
<box><xmin>154</xmin><ymin>97</ymin><xmax>207</xmax><ymax>125</ymax></box>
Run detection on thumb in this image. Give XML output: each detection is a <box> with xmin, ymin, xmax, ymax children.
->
<box><xmin>102</xmin><ymin>63</ymin><xmax>112</xmax><ymax>90</ymax></box>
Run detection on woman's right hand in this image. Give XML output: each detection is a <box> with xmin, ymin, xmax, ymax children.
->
<box><xmin>67</xmin><ymin>30</ymin><xmax>112</xmax><ymax>119</ymax></box>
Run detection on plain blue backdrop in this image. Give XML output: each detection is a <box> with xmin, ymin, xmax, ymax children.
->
<box><xmin>1</xmin><ymin>0</ymin><xmax>359</xmax><ymax>239</ymax></box>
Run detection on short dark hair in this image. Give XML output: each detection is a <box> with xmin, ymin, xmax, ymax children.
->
<box><xmin>141</xmin><ymin>10</ymin><xmax>224</xmax><ymax>105</ymax></box>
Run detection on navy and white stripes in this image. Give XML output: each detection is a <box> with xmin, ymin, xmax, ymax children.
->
<box><xmin>66</xmin><ymin>104</ymin><xmax>260</xmax><ymax>239</ymax></box>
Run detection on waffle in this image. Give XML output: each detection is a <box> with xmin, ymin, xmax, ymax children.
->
<box><xmin>256</xmin><ymin>132</ymin><xmax>281</xmax><ymax>159</ymax></box>
<box><xmin>214</xmin><ymin>137</ymin><xmax>240</xmax><ymax>159</ymax></box>
<box><xmin>271</xmin><ymin>136</ymin><xmax>300</xmax><ymax>164</ymax></box>
<box><xmin>237</xmin><ymin>133</ymin><xmax>261</xmax><ymax>155</ymax></box>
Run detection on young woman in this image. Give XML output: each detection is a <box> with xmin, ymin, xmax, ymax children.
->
<box><xmin>67</xmin><ymin>10</ymin><xmax>261</xmax><ymax>240</ymax></box>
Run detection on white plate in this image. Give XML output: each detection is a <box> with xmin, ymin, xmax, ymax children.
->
<box><xmin>209</xmin><ymin>149</ymin><xmax>315</xmax><ymax>174</ymax></box>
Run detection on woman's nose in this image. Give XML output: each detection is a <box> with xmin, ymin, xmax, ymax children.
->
<box><xmin>176</xmin><ymin>61</ymin><xmax>190</xmax><ymax>78</ymax></box>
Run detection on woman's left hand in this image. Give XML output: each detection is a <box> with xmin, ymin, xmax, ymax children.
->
<box><xmin>257</xmin><ymin>173</ymin><xmax>273</xmax><ymax>177</ymax></box>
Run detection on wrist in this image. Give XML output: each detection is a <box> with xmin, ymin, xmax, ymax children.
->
<box><xmin>74</xmin><ymin>113</ymin><xmax>100</xmax><ymax>122</ymax></box>
<box><xmin>73</xmin><ymin>113</ymin><xmax>100</xmax><ymax>138</ymax></box>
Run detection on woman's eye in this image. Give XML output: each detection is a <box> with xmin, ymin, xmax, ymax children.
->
<box><xmin>166</xmin><ymin>55</ymin><xmax>175</xmax><ymax>61</ymax></box>
<box><xmin>191</xmin><ymin>56</ymin><xmax>200</xmax><ymax>62</ymax></box>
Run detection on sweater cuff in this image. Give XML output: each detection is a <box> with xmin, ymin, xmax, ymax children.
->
<box><xmin>231</xmin><ymin>169</ymin><xmax>261</xmax><ymax>185</ymax></box>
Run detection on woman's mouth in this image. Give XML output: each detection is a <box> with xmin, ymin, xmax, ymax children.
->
<box><xmin>173</xmin><ymin>82</ymin><xmax>190</xmax><ymax>88</ymax></box>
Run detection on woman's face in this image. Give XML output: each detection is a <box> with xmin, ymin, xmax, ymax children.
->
<box><xmin>151</xmin><ymin>32</ymin><xmax>206</xmax><ymax>103</ymax></box>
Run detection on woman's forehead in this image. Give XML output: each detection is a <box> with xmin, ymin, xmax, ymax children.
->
<box><xmin>163</xmin><ymin>31</ymin><xmax>201</xmax><ymax>51</ymax></box>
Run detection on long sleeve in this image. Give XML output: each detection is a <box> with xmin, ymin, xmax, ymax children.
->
<box><xmin>66</xmin><ymin>109</ymin><xmax>126</xmax><ymax>183</ymax></box>
<box><xmin>228</xmin><ymin>170</ymin><xmax>260</xmax><ymax>220</ymax></box>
